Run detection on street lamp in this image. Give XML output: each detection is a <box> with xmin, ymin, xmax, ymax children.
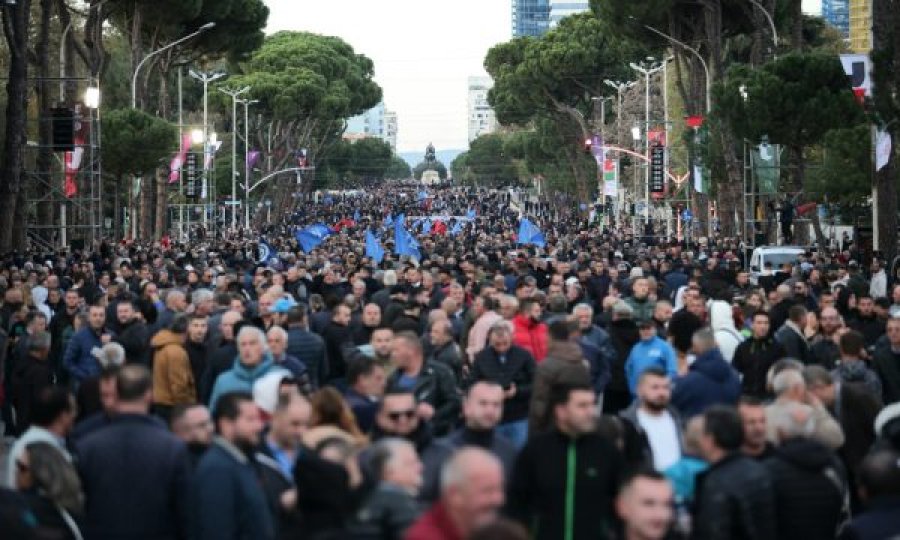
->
<box><xmin>219</xmin><ymin>86</ymin><xmax>250</xmax><ymax>229</ymax></box>
<box><xmin>131</xmin><ymin>22</ymin><xmax>215</xmax><ymax>109</ymax></box>
<box><xmin>630</xmin><ymin>59</ymin><xmax>664</xmax><ymax>225</ymax></box>
<box><xmin>237</xmin><ymin>97</ymin><xmax>259</xmax><ymax>229</ymax></box>
<box><xmin>84</xmin><ymin>86</ymin><xmax>101</xmax><ymax>109</ymax></box>
<box><xmin>747</xmin><ymin>0</ymin><xmax>779</xmax><ymax>54</ymax></box>
<box><xmin>631</xmin><ymin>17</ymin><xmax>711</xmax><ymax>113</ymax></box>
<box><xmin>189</xmin><ymin>69</ymin><xmax>225</xmax><ymax>228</ymax></box>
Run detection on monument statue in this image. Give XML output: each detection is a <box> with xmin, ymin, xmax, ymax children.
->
<box><xmin>425</xmin><ymin>142</ymin><xmax>436</xmax><ymax>163</ymax></box>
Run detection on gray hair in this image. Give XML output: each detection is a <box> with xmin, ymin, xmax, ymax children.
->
<box><xmin>236</xmin><ymin>325</ymin><xmax>269</xmax><ymax>351</ymax></box>
<box><xmin>192</xmin><ymin>288</ymin><xmax>214</xmax><ymax>306</ymax></box>
<box><xmin>440</xmin><ymin>447</ymin><xmax>501</xmax><ymax>494</ymax></box>
<box><xmin>369</xmin><ymin>438</ymin><xmax>416</xmax><ymax>480</ymax></box>
<box><xmin>266</xmin><ymin>325</ymin><xmax>288</xmax><ymax>341</ymax></box>
<box><xmin>92</xmin><ymin>342</ymin><xmax>126</xmax><ymax>368</ymax></box>
<box><xmin>573</xmin><ymin>303</ymin><xmax>594</xmax><ymax>317</ymax></box>
<box><xmin>382</xmin><ymin>269</ymin><xmax>398</xmax><ymax>287</ymax></box>
<box><xmin>691</xmin><ymin>328</ymin><xmax>718</xmax><ymax>354</ymax></box>
<box><xmin>772</xmin><ymin>369</ymin><xmax>805</xmax><ymax>396</ymax></box>
<box><xmin>768</xmin><ymin>401</ymin><xmax>815</xmax><ymax>441</ymax></box>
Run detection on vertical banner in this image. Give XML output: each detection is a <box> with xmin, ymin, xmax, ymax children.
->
<box><xmin>650</xmin><ymin>145</ymin><xmax>665</xmax><ymax>193</ymax></box>
<box><xmin>603</xmin><ymin>159</ymin><xmax>618</xmax><ymax>196</ymax></box>
<box><xmin>169</xmin><ymin>132</ymin><xmax>193</xmax><ymax>183</ymax></box>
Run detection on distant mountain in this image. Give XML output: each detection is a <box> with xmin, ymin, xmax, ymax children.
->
<box><xmin>399</xmin><ymin>149</ymin><xmax>465</xmax><ymax>170</ymax></box>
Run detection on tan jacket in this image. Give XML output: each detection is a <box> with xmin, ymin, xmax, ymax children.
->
<box><xmin>152</xmin><ymin>330</ymin><xmax>195</xmax><ymax>406</ymax></box>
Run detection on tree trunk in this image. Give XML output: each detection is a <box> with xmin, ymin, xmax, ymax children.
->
<box><xmin>872</xmin><ymin>0</ymin><xmax>899</xmax><ymax>264</ymax></box>
<box><xmin>35</xmin><ymin>0</ymin><xmax>54</xmax><ymax>244</ymax></box>
<box><xmin>154</xmin><ymin>67</ymin><xmax>171</xmax><ymax>240</ymax></box>
<box><xmin>0</xmin><ymin>2</ymin><xmax>32</xmax><ymax>252</ymax></box>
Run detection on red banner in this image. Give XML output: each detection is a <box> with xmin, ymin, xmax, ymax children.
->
<box><xmin>64</xmin><ymin>134</ymin><xmax>84</xmax><ymax>198</ymax></box>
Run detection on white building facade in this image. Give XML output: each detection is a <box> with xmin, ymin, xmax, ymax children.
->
<box><xmin>468</xmin><ymin>76</ymin><xmax>498</xmax><ymax>143</ymax></box>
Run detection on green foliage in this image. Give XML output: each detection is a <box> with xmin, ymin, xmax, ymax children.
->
<box><xmin>458</xmin><ymin>134</ymin><xmax>520</xmax><ymax>187</ymax></box>
<box><xmin>385</xmin><ymin>155</ymin><xmax>412</xmax><ymax>180</ymax></box>
<box><xmin>318</xmin><ymin>138</ymin><xmax>398</xmax><ymax>185</ymax></box>
<box><xmin>715</xmin><ymin>52</ymin><xmax>865</xmax><ymax>149</ymax></box>
<box><xmin>806</xmin><ymin>125</ymin><xmax>872</xmax><ymax>205</ymax></box>
<box><xmin>450</xmin><ymin>152</ymin><xmax>471</xmax><ymax>183</ymax></box>
<box><xmin>101</xmin><ymin>109</ymin><xmax>178</xmax><ymax>177</ymax></box>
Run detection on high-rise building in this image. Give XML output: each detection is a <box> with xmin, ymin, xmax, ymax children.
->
<box><xmin>512</xmin><ymin>0</ymin><xmax>550</xmax><ymax>37</ymax></box>
<box><xmin>822</xmin><ymin>0</ymin><xmax>850</xmax><ymax>37</ymax></box>
<box><xmin>849</xmin><ymin>0</ymin><xmax>872</xmax><ymax>53</ymax></box>
<box><xmin>384</xmin><ymin>111</ymin><xmax>398</xmax><ymax>151</ymax></box>
<box><xmin>345</xmin><ymin>101</ymin><xmax>398</xmax><ymax>149</ymax></box>
<box><xmin>468</xmin><ymin>77</ymin><xmax>498</xmax><ymax>143</ymax></box>
<box><xmin>549</xmin><ymin>0</ymin><xmax>590</xmax><ymax>28</ymax></box>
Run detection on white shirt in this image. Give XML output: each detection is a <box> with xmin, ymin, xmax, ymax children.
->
<box><xmin>637</xmin><ymin>409</ymin><xmax>682</xmax><ymax>471</ymax></box>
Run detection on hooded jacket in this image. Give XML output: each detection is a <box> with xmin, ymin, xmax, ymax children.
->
<box><xmin>152</xmin><ymin>330</ymin><xmax>195</xmax><ymax>406</ymax></box>
<box><xmin>511</xmin><ymin>313</ymin><xmax>549</xmax><ymax>362</ymax></box>
<box><xmin>764</xmin><ymin>437</ymin><xmax>847</xmax><ymax>540</ymax></box>
<box><xmin>709</xmin><ymin>300</ymin><xmax>744</xmax><ymax>363</ymax></box>
<box><xmin>831</xmin><ymin>359</ymin><xmax>883</xmax><ymax>398</ymax></box>
<box><xmin>671</xmin><ymin>348</ymin><xmax>741</xmax><ymax>418</ymax></box>
<box><xmin>625</xmin><ymin>335</ymin><xmax>677</xmax><ymax>395</ymax></box>
<box><xmin>209</xmin><ymin>353</ymin><xmax>289</xmax><ymax>411</ymax></box>
<box><xmin>625</xmin><ymin>295</ymin><xmax>656</xmax><ymax>324</ymax></box>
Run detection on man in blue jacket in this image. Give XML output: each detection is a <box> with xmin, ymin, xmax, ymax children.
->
<box><xmin>671</xmin><ymin>329</ymin><xmax>741</xmax><ymax>418</ymax></box>
<box><xmin>209</xmin><ymin>326</ymin><xmax>289</xmax><ymax>411</ymax></box>
<box><xmin>625</xmin><ymin>321</ymin><xmax>677</xmax><ymax>395</ymax></box>
<box><xmin>63</xmin><ymin>304</ymin><xmax>110</xmax><ymax>386</ymax></box>
<box><xmin>193</xmin><ymin>391</ymin><xmax>275</xmax><ymax>540</ymax></box>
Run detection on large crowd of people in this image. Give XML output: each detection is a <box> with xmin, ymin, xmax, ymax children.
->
<box><xmin>2</xmin><ymin>184</ymin><xmax>900</xmax><ymax>540</ymax></box>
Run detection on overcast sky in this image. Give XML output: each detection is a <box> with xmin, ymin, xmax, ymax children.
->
<box><xmin>264</xmin><ymin>0</ymin><xmax>823</xmax><ymax>153</ymax></box>
<box><xmin>265</xmin><ymin>0</ymin><xmax>510</xmax><ymax>153</ymax></box>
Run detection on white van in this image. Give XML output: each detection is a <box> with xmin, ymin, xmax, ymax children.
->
<box><xmin>748</xmin><ymin>246</ymin><xmax>806</xmax><ymax>284</ymax></box>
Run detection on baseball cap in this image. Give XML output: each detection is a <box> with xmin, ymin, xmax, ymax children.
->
<box><xmin>272</xmin><ymin>297</ymin><xmax>298</xmax><ymax>314</ymax></box>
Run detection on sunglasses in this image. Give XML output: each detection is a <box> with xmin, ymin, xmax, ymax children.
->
<box><xmin>387</xmin><ymin>409</ymin><xmax>416</xmax><ymax>422</ymax></box>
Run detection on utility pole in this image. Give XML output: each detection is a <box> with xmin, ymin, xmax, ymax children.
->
<box><xmin>218</xmin><ymin>86</ymin><xmax>250</xmax><ymax>229</ymax></box>
<box><xmin>237</xmin><ymin>98</ymin><xmax>258</xmax><ymax>230</ymax></box>
<box><xmin>189</xmin><ymin>70</ymin><xmax>225</xmax><ymax>232</ymax></box>
<box><xmin>630</xmin><ymin>59</ymin><xmax>665</xmax><ymax>226</ymax></box>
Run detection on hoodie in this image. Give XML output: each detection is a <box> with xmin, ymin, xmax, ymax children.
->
<box><xmin>151</xmin><ymin>330</ymin><xmax>195</xmax><ymax>406</ymax></box>
<box><xmin>208</xmin><ymin>353</ymin><xmax>289</xmax><ymax>411</ymax></box>
<box><xmin>625</xmin><ymin>336</ymin><xmax>677</xmax><ymax>394</ymax></box>
<box><xmin>671</xmin><ymin>348</ymin><xmax>741</xmax><ymax>418</ymax></box>
<box><xmin>708</xmin><ymin>300</ymin><xmax>743</xmax><ymax>363</ymax></box>
<box><xmin>831</xmin><ymin>359</ymin><xmax>883</xmax><ymax>397</ymax></box>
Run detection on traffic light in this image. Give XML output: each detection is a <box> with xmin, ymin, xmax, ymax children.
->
<box><xmin>51</xmin><ymin>107</ymin><xmax>75</xmax><ymax>151</ymax></box>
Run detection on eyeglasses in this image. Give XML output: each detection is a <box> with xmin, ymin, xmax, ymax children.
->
<box><xmin>387</xmin><ymin>409</ymin><xmax>416</xmax><ymax>422</ymax></box>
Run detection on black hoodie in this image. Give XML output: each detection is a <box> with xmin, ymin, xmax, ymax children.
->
<box><xmin>763</xmin><ymin>437</ymin><xmax>847</xmax><ymax>540</ymax></box>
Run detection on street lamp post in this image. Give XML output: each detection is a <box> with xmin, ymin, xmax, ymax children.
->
<box><xmin>237</xmin><ymin>97</ymin><xmax>259</xmax><ymax>230</ymax></box>
<box><xmin>747</xmin><ymin>0</ymin><xmax>779</xmax><ymax>56</ymax></box>
<box><xmin>218</xmin><ymin>86</ymin><xmax>250</xmax><ymax>229</ymax></box>
<box><xmin>189</xmin><ymin>70</ymin><xmax>225</xmax><ymax>230</ymax></box>
<box><xmin>634</xmin><ymin>20</ymin><xmax>711</xmax><ymax>113</ymax></box>
<box><xmin>630</xmin><ymin>59</ymin><xmax>664</xmax><ymax>226</ymax></box>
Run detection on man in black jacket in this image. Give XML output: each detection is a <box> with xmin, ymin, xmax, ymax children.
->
<box><xmin>693</xmin><ymin>405</ymin><xmax>776</xmax><ymax>540</ymax></box>
<box><xmin>285</xmin><ymin>305</ymin><xmax>327</xmax><ymax>389</ymax></box>
<box><xmin>114</xmin><ymin>299</ymin><xmax>153</xmax><ymax>366</ymax></box>
<box><xmin>764</xmin><ymin>400</ymin><xmax>848</xmax><ymax>540</ymax></box>
<box><xmin>387</xmin><ymin>331</ymin><xmax>460</xmax><ymax>436</ymax></box>
<box><xmin>733</xmin><ymin>311</ymin><xmax>785</xmax><ymax>398</ymax></box>
<box><xmin>774</xmin><ymin>304</ymin><xmax>810</xmax><ymax>364</ymax></box>
<box><xmin>873</xmin><ymin>316</ymin><xmax>900</xmax><ymax>405</ymax></box>
<box><xmin>200</xmin><ymin>310</ymin><xmax>242</xmax><ymax>404</ymax></box>
<box><xmin>506</xmin><ymin>381</ymin><xmax>623</xmax><ymax>540</ymax></box>
<box><xmin>469</xmin><ymin>322</ymin><xmax>535</xmax><ymax>448</ymax></box>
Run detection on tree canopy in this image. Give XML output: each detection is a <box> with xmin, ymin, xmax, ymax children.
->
<box><xmin>102</xmin><ymin>108</ymin><xmax>179</xmax><ymax>178</ymax></box>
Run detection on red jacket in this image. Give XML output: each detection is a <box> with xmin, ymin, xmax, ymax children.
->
<box><xmin>512</xmin><ymin>314</ymin><xmax>549</xmax><ymax>362</ymax></box>
<box><xmin>405</xmin><ymin>501</ymin><xmax>462</xmax><ymax>540</ymax></box>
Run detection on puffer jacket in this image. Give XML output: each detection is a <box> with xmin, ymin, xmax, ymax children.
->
<box><xmin>831</xmin><ymin>359</ymin><xmax>882</xmax><ymax>398</ymax></box>
<box><xmin>511</xmin><ymin>314</ymin><xmax>549</xmax><ymax>362</ymax></box>
<box><xmin>671</xmin><ymin>348</ymin><xmax>741</xmax><ymax>418</ymax></box>
<box><xmin>151</xmin><ymin>330</ymin><xmax>195</xmax><ymax>406</ymax></box>
<box><xmin>209</xmin><ymin>353</ymin><xmax>289</xmax><ymax>411</ymax></box>
<box><xmin>625</xmin><ymin>295</ymin><xmax>656</xmax><ymax>323</ymax></box>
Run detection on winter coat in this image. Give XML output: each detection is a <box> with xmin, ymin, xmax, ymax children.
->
<box><xmin>733</xmin><ymin>337</ymin><xmax>785</xmax><ymax>398</ymax></box>
<box><xmin>429</xmin><ymin>340</ymin><xmax>463</xmax><ymax>380</ymax></box>
<box><xmin>506</xmin><ymin>430</ymin><xmax>624</xmax><ymax>540</ymax></box>
<box><xmin>10</xmin><ymin>354</ymin><xmax>55</xmax><ymax>430</ymax></box>
<box><xmin>470</xmin><ymin>344</ymin><xmax>535</xmax><ymax>423</ymax></box>
<box><xmin>579</xmin><ymin>338</ymin><xmax>611</xmax><ymax>394</ymax></box>
<box><xmin>386</xmin><ymin>361</ymin><xmax>460</xmax><ymax>436</ymax></box>
<box><xmin>114</xmin><ymin>319</ymin><xmax>152</xmax><ymax>366</ymax></box>
<box><xmin>76</xmin><ymin>414</ymin><xmax>191</xmax><ymax>540</ymax></box>
<box><xmin>286</xmin><ymin>326</ymin><xmax>327</xmax><ymax>388</ymax></box>
<box><xmin>671</xmin><ymin>348</ymin><xmax>741</xmax><ymax>418</ymax></box>
<box><xmin>528</xmin><ymin>341</ymin><xmax>591</xmax><ymax>435</ymax></box>
<box><xmin>831</xmin><ymin>359</ymin><xmax>883</xmax><ymax>398</ymax></box>
<box><xmin>872</xmin><ymin>344</ymin><xmax>900</xmax><ymax>404</ymax></box>
<box><xmin>838</xmin><ymin>496</ymin><xmax>900</xmax><ymax>540</ymax></box>
<box><xmin>849</xmin><ymin>314</ymin><xmax>885</xmax><ymax>348</ymax></box>
<box><xmin>405</xmin><ymin>502</ymin><xmax>462</xmax><ymax>540</ymax></box>
<box><xmin>200</xmin><ymin>339</ymin><xmax>237</xmax><ymax>405</ymax></box>
<box><xmin>321</xmin><ymin>321</ymin><xmax>353</xmax><ymax>383</ymax></box>
<box><xmin>192</xmin><ymin>437</ymin><xmax>275</xmax><ymax>540</ymax></box>
<box><xmin>607</xmin><ymin>318</ymin><xmax>640</xmax><ymax>394</ymax></box>
<box><xmin>152</xmin><ymin>330</ymin><xmax>196</xmax><ymax>406</ymax></box>
<box><xmin>693</xmin><ymin>453</ymin><xmax>777</xmax><ymax>540</ymax></box>
<box><xmin>709</xmin><ymin>300</ymin><xmax>744</xmax><ymax>362</ymax></box>
<box><xmin>62</xmin><ymin>327</ymin><xmax>104</xmax><ymax>383</ymax></box>
<box><xmin>625</xmin><ymin>336</ymin><xmax>677</xmax><ymax>395</ymax></box>
<box><xmin>625</xmin><ymin>295</ymin><xmax>656</xmax><ymax>323</ymax></box>
<box><xmin>347</xmin><ymin>483</ymin><xmax>421</xmax><ymax>540</ymax></box>
<box><xmin>774</xmin><ymin>322</ymin><xmax>810</xmax><ymax>363</ymax></box>
<box><xmin>764</xmin><ymin>437</ymin><xmax>847</xmax><ymax>540</ymax></box>
<box><xmin>208</xmin><ymin>353</ymin><xmax>290</xmax><ymax>411</ymax></box>
<box><xmin>511</xmin><ymin>314</ymin><xmax>549</xmax><ymax>362</ymax></box>
<box><xmin>582</xmin><ymin>325</ymin><xmax>618</xmax><ymax>376</ymax></box>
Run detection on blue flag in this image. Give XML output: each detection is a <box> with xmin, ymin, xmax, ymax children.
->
<box><xmin>517</xmin><ymin>218</ymin><xmax>546</xmax><ymax>248</ymax></box>
<box><xmin>365</xmin><ymin>230</ymin><xmax>385</xmax><ymax>263</ymax></box>
<box><xmin>384</xmin><ymin>213</ymin><xmax>393</xmax><ymax>227</ymax></box>
<box><xmin>353</xmin><ymin>209</ymin><xmax>361</xmax><ymax>222</ymax></box>
<box><xmin>394</xmin><ymin>223</ymin><xmax>420</xmax><ymax>260</ymax></box>
<box><xmin>450</xmin><ymin>221</ymin><xmax>463</xmax><ymax>236</ymax></box>
<box><xmin>421</xmin><ymin>219</ymin><xmax>432</xmax><ymax>234</ymax></box>
<box><xmin>417</xmin><ymin>190</ymin><xmax>428</xmax><ymax>201</ymax></box>
<box><xmin>257</xmin><ymin>240</ymin><xmax>279</xmax><ymax>263</ymax></box>
<box><xmin>295</xmin><ymin>224</ymin><xmax>332</xmax><ymax>252</ymax></box>
<box><xmin>466</xmin><ymin>208</ymin><xmax>476</xmax><ymax>219</ymax></box>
